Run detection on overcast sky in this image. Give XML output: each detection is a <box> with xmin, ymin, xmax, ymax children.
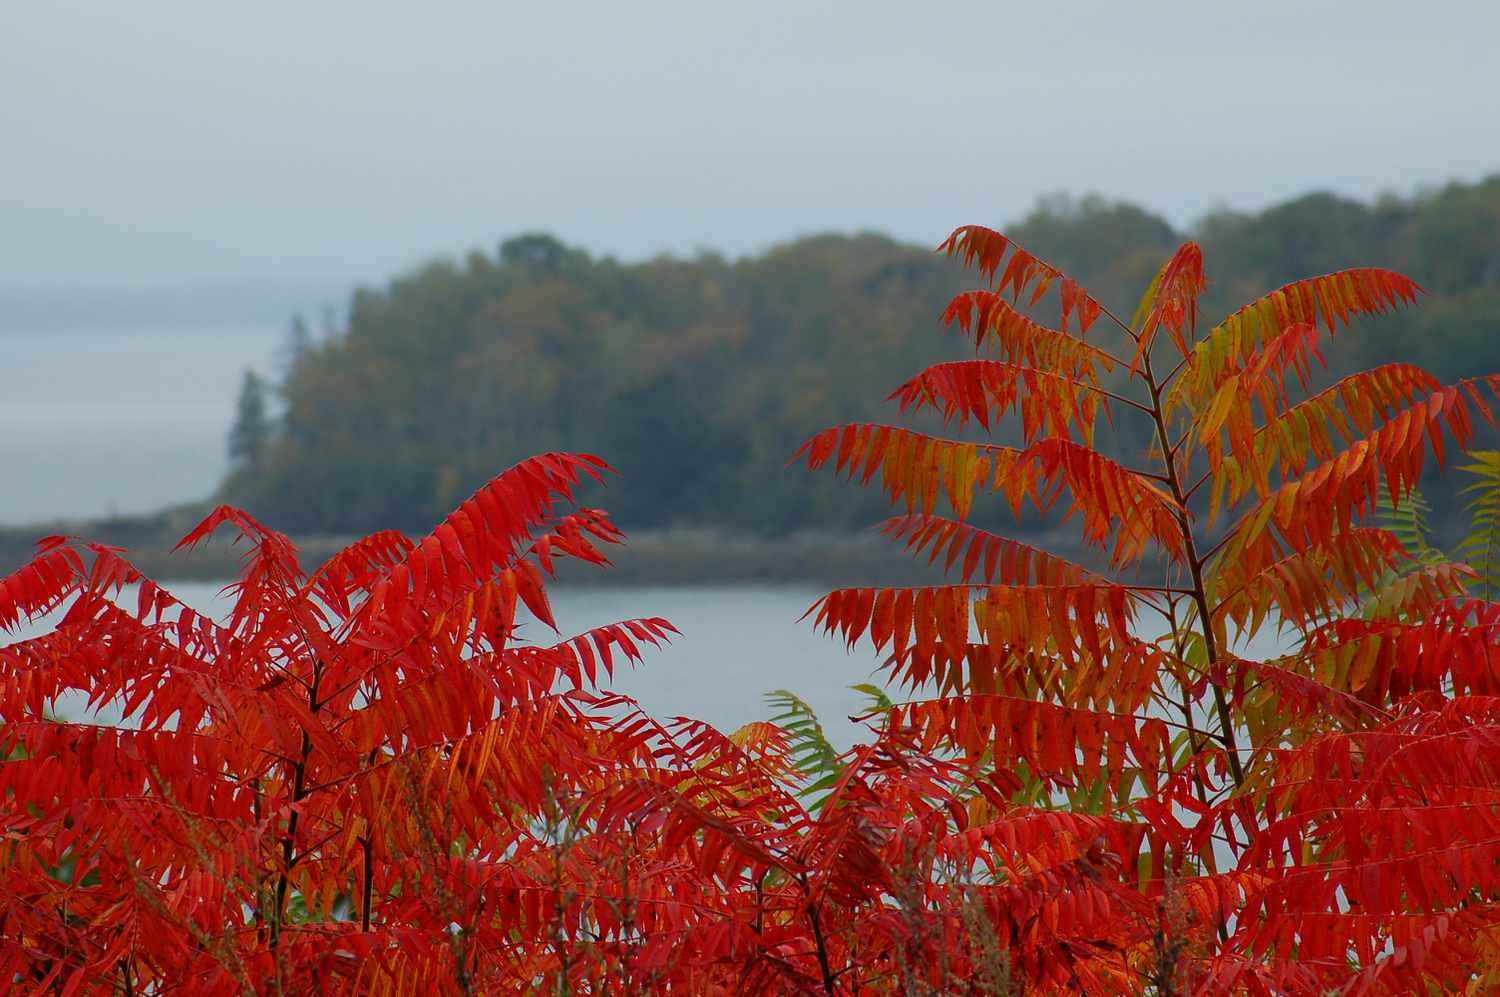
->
<box><xmin>6</xmin><ymin>0</ymin><xmax>1498</xmax><ymax>287</ymax></box>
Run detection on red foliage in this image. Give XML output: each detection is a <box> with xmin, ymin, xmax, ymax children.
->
<box><xmin>791</xmin><ymin>227</ymin><xmax>1500</xmax><ymax>992</ymax></box>
<box><xmin>4</xmin><ymin>226</ymin><xmax>1500</xmax><ymax>994</ymax></box>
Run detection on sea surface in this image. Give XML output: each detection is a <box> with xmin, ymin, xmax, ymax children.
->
<box><xmin>11</xmin><ymin>581</ymin><xmax>889</xmax><ymax>747</ymax></box>
<box><xmin>0</xmin><ymin>323</ymin><xmax>284</xmax><ymax>525</ymax></box>
<box><xmin>12</xmin><ymin>579</ymin><xmax>1294</xmax><ymax>750</ymax></box>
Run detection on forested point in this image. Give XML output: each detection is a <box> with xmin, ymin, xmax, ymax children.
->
<box><xmin>226</xmin><ymin>177</ymin><xmax>1500</xmax><ymax>540</ymax></box>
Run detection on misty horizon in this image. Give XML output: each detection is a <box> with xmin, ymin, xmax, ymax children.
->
<box><xmin>2</xmin><ymin>172</ymin><xmax>1495</xmax><ymax>301</ymax></box>
<box><xmin>1</xmin><ymin>167</ymin><xmax>1492</xmax><ymax>337</ymax></box>
<box><xmin>8</xmin><ymin>0</ymin><xmax>1499</xmax><ymax>287</ymax></box>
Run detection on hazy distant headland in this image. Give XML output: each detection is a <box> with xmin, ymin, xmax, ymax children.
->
<box><xmin>5</xmin><ymin>177</ymin><xmax>1498</xmax><ymax>579</ymax></box>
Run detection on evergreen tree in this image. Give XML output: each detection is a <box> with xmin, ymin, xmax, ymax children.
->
<box><xmin>279</xmin><ymin>313</ymin><xmax>313</xmax><ymax>375</ymax></box>
<box><xmin>228</xmin><ymin>369</ymin><xmax>271</xmax><ymax>467</ymax></box>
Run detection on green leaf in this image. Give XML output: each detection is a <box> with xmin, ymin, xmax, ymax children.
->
<box><xmin>1378</xmin><ymin>487</ymin><xmax>1443</xmax><ymax>568</ymax></box>
<box><xmin>849</xmin><ymin>682</ymin><xmax>895</xmax><ymax>712</ymax></box>
<box><xmin>763</xmin><ymin>689</ymin><xmax>840</xmax><ymax>810</ymax></box>
<box><xmin>1458</xmin><ymin>450</ymin><xmax>1500</xmax><ymax>601</ymax></box>
<box><xmin>1361</xmin><ymin>486</ymin><xmax>1447</xmax><ymax>620</ymax></box>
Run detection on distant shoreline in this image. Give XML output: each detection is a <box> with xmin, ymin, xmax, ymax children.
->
<box><xmin>0</xmin><ymin>516</ymin><xmax>1036</xmax><ymax>587</ymax></box>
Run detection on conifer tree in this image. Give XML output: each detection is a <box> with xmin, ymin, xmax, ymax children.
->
<box><xmin>228</xmin><ymin>368</ymin><xmax>271</xmax><ymax>467</ymax></box>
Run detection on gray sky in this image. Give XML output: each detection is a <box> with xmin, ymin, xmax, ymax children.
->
<box><xmin>6</xmin><ymin>0</ymin><xmax>1498</xmax><ymax>286</ymax></box>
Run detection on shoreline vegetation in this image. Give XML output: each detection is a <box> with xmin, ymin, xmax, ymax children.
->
<box><xmin>223</xmin><ymin>178</ymin><xmax>1500</xmax><ymax>543</ymax></box>
<box><xmin>0</xmin><ymin>508</ymin><xmax>1032</xmax><ymax>586</ymax></box>
<box><xmin>9</xmin><ymin>178</ymin><xmax>1496</xmax><ymax>584</ymax></box>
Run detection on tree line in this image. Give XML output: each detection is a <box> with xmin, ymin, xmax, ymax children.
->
<box><xmin>225</xmin><ymin>175</ymin><xmax>1500</xmax><ymax>540</ymax></box>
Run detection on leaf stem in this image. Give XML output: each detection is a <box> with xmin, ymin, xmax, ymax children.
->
<box><xmin>361</xmin><ymin>835</ymin><xmax>374</xmax><ymax>932</ymax></box>
<box><xmin>801</xmin><ymin>876</ymin><xmax>839</xmax><ymax>995</ymax></box>
<box><xmin>1141</xmin><ymin>350</ymin><xmax>1245</xmax><ymax>789</ymax></box>
<box><xmin>271</xmin><ymin>660</ymin><xmax>322</xmax><ymax>951</ymax></box>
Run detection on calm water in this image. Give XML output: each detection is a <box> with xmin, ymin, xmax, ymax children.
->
<box><xmin>0</xmin><ymin>324</ymin><xmax>283</xmax><ymax>525</ymax></box>
<box><xmin>13</xmin><ymin>581</ymin><xmax>884</xmax><ymax>747</ymax></box>
<box><xmin>13</xmin><ymin>578</ymin><xmax>1293</xmax><ymax>750</ymax></box>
